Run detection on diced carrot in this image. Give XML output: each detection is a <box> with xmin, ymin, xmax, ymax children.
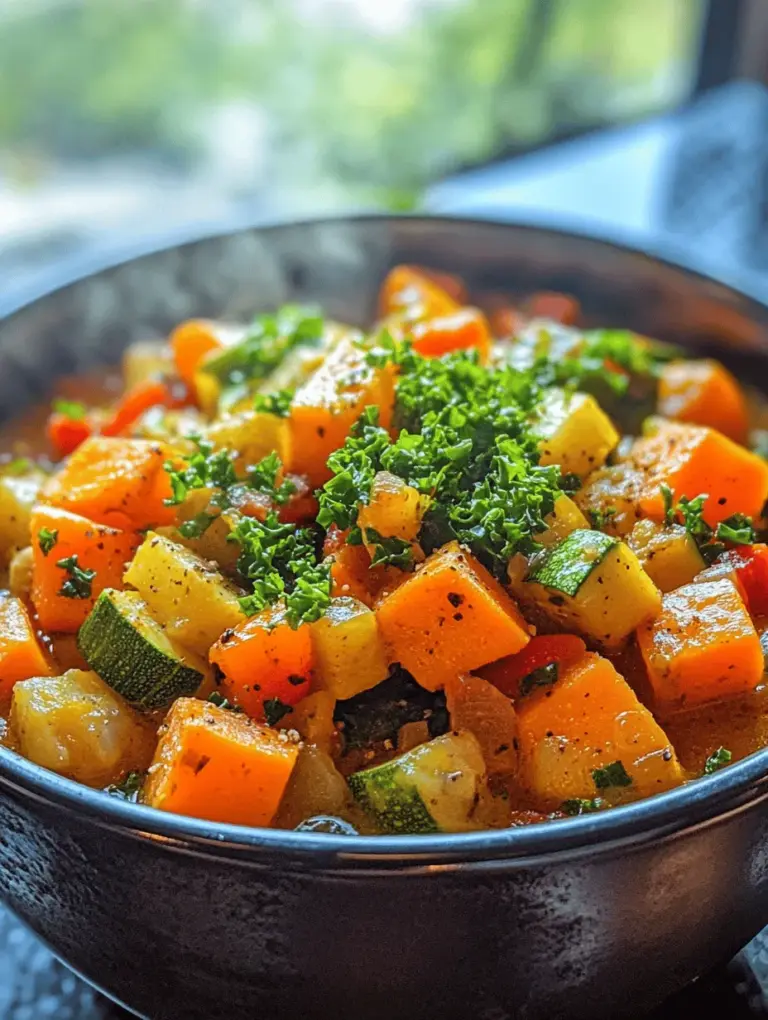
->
<box><xmin>101</xmin><ymin>378</ymin><xmax>190</xmax><ymax>437</ymax></box>
<box><xmin>658</xmin><ymin>359</ymin><xmax>749</xmax><ymax>444</ymax></box>
<box><xmin>30</xmin><ymin>506</ymin><xmax>140</xmax><ymax>633</ymax></box>
<box><xmin>47</xmin><ymin>413</ymin><xmax>92</xmax><ymax>459</ymax></box>
<box><xmin>169</xmin><ymin>320</ymin><xmax>245</xmax><ymax>388</ymax></box>
<box><xmin>637</xmin><ymin>578</ymin><xmax>764</xmax><ymax>711</ymax></box>
<box><xmin>0</xmin><ymin>593</ymin><xmax>53</xmax><ymax>699</ymax></box>
<box><xmin>378</xmin><ymin>265</ymin><xmax>461</xmax><ymax>321</ymax></box>
<box><xmin>42</xmin><ymin>436</ymin><xmax>176</xmax><ymax>529</ymax></box>
<box><xmin>410</xmin><ymin>308</ymin><xmax>492</xmax><ymax>361</ymax></box>
<box><xmin>143</xmin><ymin>698</ymin><xmax>298</xmax><ymax>827</ymax></box>
<box><xmin>516</xmin><ymin>652</ymin><xmax>683</xmax><ymax>807</ymax></box>
<box><xmin>375</xmin><ymin>541</ymin><xmax>531</xmax><ymax>691</ymax></box>
<box><xmin>477</xmin><ymin>634</ymin><xmax>587</xmax><ymax>699</ymax></box>
<box><xmin>288</xmin><ymin>337</ymin><xmax>396</xmax><ymax>487</ymax></box>
<box><xmin>209</xmin><ymin>604</ymin><xmax>314</xmax><ymax>721</ymax></box>
<box><xmin>522</xmin><ymin>292</ymin><xmax>581</xmax><ymax>326</ymax></box>
<box><xmin>627</xmin><ymin>421</ymin><xmax>768</xmax><ymax>526</ymax></box>
<box><xmin>445</xmin><ymin>673</ymin><xmax>519</xmax><ymax>776</ymax></box>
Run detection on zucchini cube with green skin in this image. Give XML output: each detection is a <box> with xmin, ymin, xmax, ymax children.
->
<box><xmin>311</xmin><ymin>596</ymin><xmax>389</xmax><ymax>700</ymax></box>
<box><xmin>628</xmin><ymin>519</ymin><xmax>705</xmax><ymax>593</ymax></box>
<box><xmin>510</xmin><ymin>529</ymin><xmax>661</xmax><ymax>649</ymax></box>
<box><xmin>123</xmin><ymin>532</ymin><xmax>245</xmax><ymax>656</ymax></box>
<box><xmin>78</xmin><ymin>589</ymin><xmax>210</xmax><ymax>709</ymax></box>
<box><xmin>347</xmin><ymin>731</ymin><xmax>486</xmax><ymax>834</ymax></box>
<box><xmin>535</xmin><ymin>388</ymin><xmax>619</xmax><ymax>479</ymax></box>
<box><xmin>10</xmin><ymin>669</ymin><xmax>154</xmax><ymax>786</ymax></box>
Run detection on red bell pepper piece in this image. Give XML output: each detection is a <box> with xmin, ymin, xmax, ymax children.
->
<box><xmin>46</xmin><ymin>413</ymin><xmax>93</xmax><ymax>458</ymax></box>
<box><xmin>478</xmin><ymin>634</ymin><xmax>587</xmax><ymax>699</ymax></box>
<box><xmin>714</xmin><ymin>544</ymin><xmax>768</xmax><ymax>617</ymax></box>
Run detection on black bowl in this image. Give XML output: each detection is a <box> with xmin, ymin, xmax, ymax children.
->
<box><xmin>1</xmin><ymin>215</ymin><xmax>768</xmax><ymax>1020</ymax></box>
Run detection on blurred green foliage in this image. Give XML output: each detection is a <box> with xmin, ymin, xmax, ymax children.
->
<box><xmin>0</xmin><ymin>0</ymin><xmax>702</xmax><ymax>196</ymax></box>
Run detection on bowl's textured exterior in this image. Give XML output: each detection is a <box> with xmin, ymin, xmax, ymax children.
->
<box><xmin>1</xmin><ymin>216</ymin><xmax>768</xmax><ymax>1020</ymax></box>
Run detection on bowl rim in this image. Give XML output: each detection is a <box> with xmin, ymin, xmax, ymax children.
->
<box><xmin>2</xmin><ymin>210</ymin><xmax>768</xmax><ymax>867</ymax></box>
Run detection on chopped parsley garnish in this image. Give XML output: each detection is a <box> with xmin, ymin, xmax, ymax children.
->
<box><xmin>248</xmin><ymin>451</ymin><xmax>296</xmax><ymax>505</ymax></box>
<box><xmin>37</xmin><ymin>527</ymin><xmax>58</xmax><ymax>557</ymax></box>
<box><xmin>178</xmin><ymin>512</ymin><xmax>218</xmax><ymax>539</ymax></box>
<box><xmin>263</xmin><ymin>697</ymin><xmax>294</xmax><ymax>727</ymax></box>
<box><xmin>519</xmin><ymin>662</ymin><xmax>558</xmax><ymax>697</ymax></box>
<box><xmin>561</xmin><ymin>797</ymin><xmax>604</xmax><ymax>816</ymax></box>
<box><xmin>592</xmin><ymin>760</ymin><xmax>632</xmax><ymax>790</ymax></box>
<box><xmin>203</xmin><ymin>306</ymin><xmax>323</xmax><ymax>389</ymax></box>
<box><xmin>52</xmin><ymin>398</ymin><xmax>87</xmax><ymax>421</ymax></box>
<box><xmin>56</xmin><ymin>555</ymin><xmax>96</xmax><ymax>599</ymax></box>
<box><xmin>319</xmin><ymin>346</ymin><xmax>562</xmax><ymax>579</ymax></box>
<box><xmin>703</xmin><ymin>746</ymin><xmax>732</xmax><ymax>775</ymax></box>
<box><xmin>559</xmin><ymin>472</ymin><xmax>582</xmax><ymax>494</ymax></box>
<box><xmin>164</xmin><ymin>435</ymin><xmax>237</xmax><ymax>506</ymax></box>
<box><xmin>662</xmin><ymin>488</ymin><xmax>756</xmax><ymax>562</ymax></box>
<box><xmin>105</xmin><ymin>770</ymin><xmax>145</xmax><ymax>803</ymax></box>
<box><xmin>253</xmin><ymin>388</ymin><xmax>294</xmax><ymax>418</ymax></box>
<box><xmin>363</xmin><ymin>528</ymin><xmax>414</xmax><ymax>569</ymax></box>
<box><xmin>588</xmin><ymin>506</ymin><xmax>617</xmax><ymax>530</ymax></box>
<box><xmin>230</xmin><ymin>511</ymin><xmax>331</xmax><ymax>628</ymax></box>
<box><xmin>207</xmin><ymin>691</ymin><xmax>244</xmax><ymax>713</ymax></box>
<box><xmin>1</xmin><ymin>457</ymin><xmax>33</xmax><ymax>476</ymax></box>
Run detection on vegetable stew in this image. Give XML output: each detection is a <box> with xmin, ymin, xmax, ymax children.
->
<box><xmin>2</xmin><ymin>264</ymin><xmax>768</xmax><ymax>835</ymax></box>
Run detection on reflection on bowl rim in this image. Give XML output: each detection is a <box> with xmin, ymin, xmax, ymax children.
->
<box><xmin>1</xmin><ymin>212</ymin><xmax>767</xmax><ymax>866</ymax></box>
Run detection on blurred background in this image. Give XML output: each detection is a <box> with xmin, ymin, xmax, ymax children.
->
<box><xmin>4</xmin><ymin>0</ymin><xmax>768</xmax><ymax>303</ymax></box>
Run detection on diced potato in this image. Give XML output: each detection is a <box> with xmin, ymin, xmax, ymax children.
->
<box><xmin>8</xmin><ymin>545</ymin><xmax>33</xmax><ymax>601</ymax></box>
<box><xmin>273</xmin><ymin>745</ymin><xmax>350</xmax><ymax>829</ymax></box>
<box><xmin>0</xmin><ymin>471</ymin><xmax>45</xmax><ymax>563</ymax></box>
<box><xmin>123</xmin><ymin>532</ymin><xmax>245</xmax><ymax>655</ymax></box>
<box><xmin>202</xmin><ymin>410</ymin><xmax>291</xmax><ymax>472</ymax></box>
<box><xmin>516</xmin><ymin>652</ymin><xmax>683</xmax><ymax>808</ymax></box>
<box><xmin>509</xmin><ymin>532</ymin><xmax>661</xmax><ymax>648</ymax></box>
<box><xmin>288</xmin><ymin>336</ymin><xmax>396</xmax><ymax>487</ymax></box>
<box><xmin>358</xmin><ymin>471</ymin><xmax>427</xmax><ymax>555</ymax></box>
<box><xmin>122</xmin><ymin>340</ymin><xmax>173</xmax><ymax>391</ymax></box>
<box><xmin>311</xmin><ymin>597</ymin><xmax>389</xmax><ymax>700</ymax></box>
<box><xmin>376</xmin><ymin>541</ymin><xmax>531</xmax><ymax>691</ymax></box>
<box><xmin>627</xmin><ymin>519</ymin><xmax>705</xmax><ymax>593</ymax></box>
<box><xmin>10</xmin><ymin>669</ymin><xmax>154</xmax><ymax>786</ymax></box>
<box><xmin>574</xmin><ymin>462</ymin><xmax>645</xmax><ymax>537</ymax></box>
<box><xmin>536</xmin><ymin>494</ymin><xmax>589</xmax><ymax>547</ymax></box>
<box><xmin>536</xmin><ymin>388</ymin><xmax>619</xmax><ymax>478</ymax></box>
<box><xmin>637</xmin><ymin>578</ymin><xmax>764</xmax><ymax>712</ymax></box>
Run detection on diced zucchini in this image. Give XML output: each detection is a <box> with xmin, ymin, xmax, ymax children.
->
<box><xmin>311</xmin><ymin>597</ymin><xmax>389</xmax><ymax>700</ymax></box>
<box><xmin>511</xmin><ymin>530</ymin><xmax>661</xmax><ymax>648</ymax></box>
<box><xmin>347</xmin><ymin>731</ymin><xmax>486</xmax><ymax>834</ymax></box>
<box><xmin>627</xmin><ymin>519</ymin><xmax>705</xmax><ymax>593</ymax></box>
<box><xmin>10</xmin><ymin>669</ymin><xmax>154</xmax><ymax>785</ymax></box>
<box><xmin>78</xmin><ymin>589</ymin><xmax>209</xmax><ymax>709</ymax></box>
<box><xmin>536</xmin><ymin>388</ymin><xmax>619</xmax><ymax>478</ymax></box>
<box><xmin>0</xmin><ymin>471</ymin><xmax>45</xmax><ymax>563</ymax></box>
<box><xmin>123</xmin><ymin>532</ymin><xmax>245</xmax><ymax>655</ymax></box>
<box><xmin>527</xmin><ymin>529</ymin><xmax>618</xmax><ymax>596</ymax></box>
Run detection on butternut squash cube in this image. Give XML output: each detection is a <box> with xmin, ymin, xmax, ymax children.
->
<box><xmin>288</xmin><ymin>337</ymin><xmax>395</xmax><ymax>487</ymax></box>
<box><xmin>311</xmin><ymin>597</ymin><xmax>389</xmax><ymax>700</ymax></box>
<box><xmin>536</xmin><ymin>388</ymin><xmax>619</xmax><ymax>478</ymax></box>
<box><xmin>637</xmin><ymin>578</ymin><xmax>764</xmax><ymax>711</ymax></box>
<box><xmin>658</xmin><ymin>359</ymin><xmax>748</xmax><ymax>444</ymax></box>
<box><xmin>376</xmin><ymin>541</ymin><xmax>531</xmax><ymax>691</ymax></box>
<box><xmin>516</xmin><ymin>652</ymin><xmax>683</xmax><ymax>808</ymax></box>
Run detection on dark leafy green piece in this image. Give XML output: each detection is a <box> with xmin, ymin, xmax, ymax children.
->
<box><xmin>592</xmin><ymin>760</ymin><xmax>632</xmax><ymax>790</ymax></box>
<box><xmin>519</xmin><ymin>662</ymin><xmax>559</xmax><ymax>697</ymax></box>
<box><xmin>38</xmin><ymin>527</ymin><xmax>58</xmax><ymax>557</ymax></box>
<box><xmin>263</xmin><ymin>697</ymin><xmax>294</xmax><ymax>728</ymax></box>
<box><xmin>703</xmin><ymin>746</ymin><xmax>732</xmax><ymax>775</ymax></box>
<box><xmin>560</xmin><ymin>797</ymin><xmax>604</xmax><ymax>816</ymax></box>
<box><xmin>56</xmin><ymin>555</ymin><xmax>96</xmax><ymax>599</ymax></box>
<box><xmin>105</xmin><ymin>770</ymin><xmax>145</xmax><ymax>803</ymax></box>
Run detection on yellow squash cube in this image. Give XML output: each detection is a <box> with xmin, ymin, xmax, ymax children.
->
<box><xmin>628</xmin><ymin>519</ymin><xmax>705</xmax><ymax>593</ymax></box>
<box><xmin>536</xmin><ymin>388</ymin><xmax>619</xmax><ymax>478</ymax></box>
<box><xmin>311</xmin><ymin>596</ymin><xmax>389</xmax><ymax>700</ymax></box>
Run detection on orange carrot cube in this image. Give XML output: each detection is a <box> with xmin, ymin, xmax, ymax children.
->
<box><xmin>0</xmin><ymin>593</ymin><xmax>53</xmax><ymax>698</ymax></box>
<box><xmin>658</xmin><ymin>359</ymin><xmax>748</xmax><ymax>444</ymax></box>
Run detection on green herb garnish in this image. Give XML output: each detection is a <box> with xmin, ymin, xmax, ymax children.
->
<box><xmin>560</xmin><ymin>797</ymin><xmax>604</xmax><ymax>816</ymax></box>
<box><xmin>248</xmin><ymin>451</ymin><xmax>296</xmax><ymax>505</ymax></box>
<box><xmin>37</xmin><ymin>527</ymin><xmax>58</xmax><ymax>557</ymax></box>
<box><xmin>663</xmin><ymin>488</ymin><xmax>756</xmax><ymax>563</ymax></box>
<box><xmin>164</xmin><ymin>435</ymin><xmax>238</xmax><ymax>506</ymax></box>
<box><xmin>207</xmin><ymin>691</ymin><xmax>244</xmax><ymax>713</ymax></box>
<box><xmin>588</xmin><ymin>506</ymin><xmax>617</xmax><ymax>530</ymax></box>
<box><xmin>703</xmin><ymin>746</ymin><xmax>732</xmax><ymax>775</ymax></box>
<box><xmin>363</xmin><ymin>528</ymin><xmax>414</xmax><ymax>569</ymax></box>
<box><xmin>519</xmin><ymin>662</ymin><xmax>559</xmax><ymax>697</ymax></box>
<box><xmin>253</xmin><ymin>388</ymin><xmax>294</xmax><ymax>418</ymax></box>
<box><xmin>263</xmin><ymin>697</ymin><xmax>294</xmax><ymax>727</ymax></box>
<box><xmin>52</xmin><ymin>399</ymin><xmax>87</xmax><ymax>421</ymax></box>
<box><xmin>178</xmin><ymin>512</ymin><xmax>218</xmax><ymax>539</ymax></box>
<box><xmin>592</xmin><ymin>760</ymin><xmax>632</xmax><ymax>790</ymax></box>
<box><xmin>105</xmin><ymin>770</ymin><xmax>145</xmax><ymax>803</ymax></box>
<box><xmin>56</xmin><ymin>555</ymin><xmax>96</xmax><ymax>599</ymax></box>
<box><xmin>1</xmin><ymin>457</ymin><xmax>33</xmax><ymax>476</ymax></box>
